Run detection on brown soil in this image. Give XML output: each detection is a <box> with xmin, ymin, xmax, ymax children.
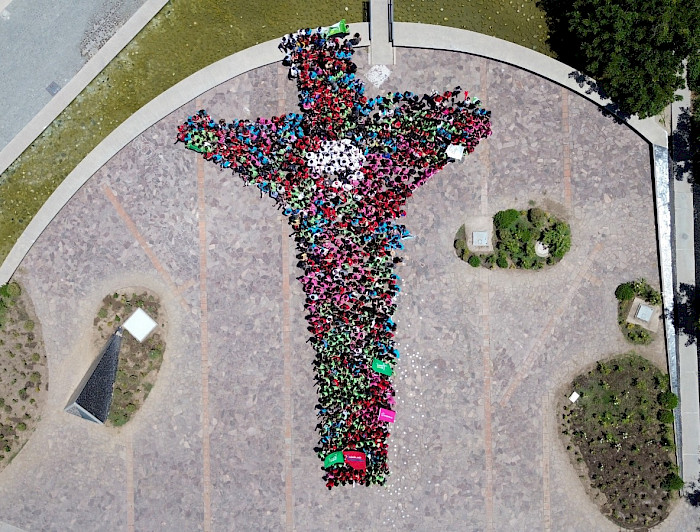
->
<box><xmin>0</xmin><ymin>282</ymin><xmax>48</xmax><ymax>470</ymax></box>
<box><xmin>558</xmin><ymin>353</ymin><xmax>679</xmax><ymax>529</ymax></box>
<box><xmin>92</xmin><ymin>288</ymin><xmax>166</xmax><ymax>427</ymax></box>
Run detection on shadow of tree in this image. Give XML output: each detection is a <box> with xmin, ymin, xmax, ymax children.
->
<box><xmin>672</xmin><ymin>283</ymin><xmax>699</xmax><ymax>346</ymax></box>
<box><xmin>686</xmin><ymin>472</ymin><xmax>700</xmax><ymax>508</ymax></box>
<box><xmin>536</xmin><ymin>0</ymin><xmax>581</xmax><ymax>67</ymax></box>
<box><xmin>567</xmin><ymin>71</ymin><xmax>632</xmax><ymax>124</ymax></box>
<box><xmin>673</xmin><ymin>106</ymin><xmax>694</xmax><ymax>182</ymax></box>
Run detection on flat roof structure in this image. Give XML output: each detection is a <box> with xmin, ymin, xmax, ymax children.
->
<box><xmin>123</xmin><ymin>307</ymin><xmax>157</xmax><ymax>342</ymax></box>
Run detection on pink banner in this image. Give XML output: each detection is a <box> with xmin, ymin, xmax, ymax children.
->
<box><xmin>378</xmin><ymin>408</ymin><xmax>396</xmax><ymax>423</ymax></box>
<box><xmin>343</xmin><ymin>450</ymin><xmax>367</xmax><ymax>470</ymax></box>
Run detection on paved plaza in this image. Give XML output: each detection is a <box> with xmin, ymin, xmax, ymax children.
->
<box><xmin>0</xmin><ymin>47</ymin><xmax>698</xmax><ymax>531</ymax></box>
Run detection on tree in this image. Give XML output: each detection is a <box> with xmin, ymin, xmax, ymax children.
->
<box><xmin>658</xmin><ymin>391</ymin><xmax>679</xmax><ymax>409</ymax></box>
<box><xmin>615</xmin><ymin>283</ymin><xmax>635</xmax><ymax>301</ymax></box>
<box><xmin>661</xmin><ymin>472</ymin><xmax>684</xmax><ymax>491</ymax></box>
<box><xmin>538</xmin><ymin>0</ymin><xmax>700</xmax><ymax>118</ymax></box>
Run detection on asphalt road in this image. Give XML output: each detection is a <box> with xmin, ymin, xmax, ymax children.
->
<box><xmin>0</xmin><ymin>0</ymin><xmax>146</xmax><ymax>151</ymax></box>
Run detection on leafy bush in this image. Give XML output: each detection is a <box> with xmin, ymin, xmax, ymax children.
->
<box><xmin>467</xmin><ymin>255</ymin><xmax>481</xmax><ymax>268</ymax></box>
<box><xmin>496</xmin><ymin>253</ymin><xmax>508</xmax><ymax>268</ymax></box>
<box><xmin>0</xmin><ymin>283</ymin><xmax>21</xmax><ymax>299</ymax></box>
<box><xmin>615</xmin><ymin>283</ymin><xmax>635</xmax><ymax>301</ymax></box>
<box><xmin>625</xmin><ymin>324</ymin><xmax>652</xmax><ymax>345</ymax></box>
<box><xmin>658</xmin><ymin>391</ymin><xmax>678</xmax><ymax>410</ymax></box>
<box><xmin>493</xmin><ymin>209</ymin><xmax>520</xmax><ymax>229</ymax></box>
<box><xmin>661</xmin><ymin>473</ymin><xmax>684</xmax><ymax>492</ymax></box>
<box><xmin>658</xmin><ymin>410</ymin><xmax>675</xmax><ymax>424</ymax></box>
<box><xmin>542</xmin><ymin>222</ymin><xmax>571</xmax><ymax>258</ymax></box>
<box><xmin>528</xmin><ymin>207</ymin><xmax>548</xmax><ymax>227</ymax></box>
<box><xmin>631</xmin><ymin>278</ymin><xmax>662</xmax><ymax>306</ymax></box>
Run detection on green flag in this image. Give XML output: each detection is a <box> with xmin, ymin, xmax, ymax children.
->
<box><xmin>372</xmin><ymin>358</ymin><xmax>393</xmax><ymax>377</ymax></box>
<box><xmin>325</xmin><ymin>19</ymin><xmax>349</xmax><ymax>37</ymax></box>
<box><xmin>324</xmin><ymin>451</ymin><xmax>345</xmax><ymax>468</ymax></box>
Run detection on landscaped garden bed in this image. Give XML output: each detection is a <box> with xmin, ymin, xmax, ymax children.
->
<box><xmin>93</xmin><ymin>289</ymin><xmax>166</xmax><ymax>427</ymax></box>
<box><xmin>0</xmin><ymin>282</ymin><xmax>47</xmax><ymax>470</ymax></box>
<box><xmin>454</xmin><ymin>207</ymin><xmax>571</xmax><ymax>269</ymax></box>
<box><xmin>615</xmin><ymin>279</ymin><xmax>661</xmax><ymax>345</ymax></box>
<box><xmin>560</xmin><ymin>353</ymin><xmax>681</xmax><ymax>529</ymax></box>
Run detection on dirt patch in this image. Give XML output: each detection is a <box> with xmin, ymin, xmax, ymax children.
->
<box><xmin>559</xmin><ymin>353</ymin><xmax>680</xmax><ymax>529</ymax></box>
<box><xmin>92</xmin><ymin>288</ymin><xmax>166</xmax><ymax>427</ymax></box>
<box><xmin>0</xmin><ymin>282</ymin><xmax>48</xmax><ymax>470</ymax></box>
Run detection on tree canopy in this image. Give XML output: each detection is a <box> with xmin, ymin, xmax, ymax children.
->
<box><xmin>539</xmin><ymin>0</ymin><xmax>699</xmax><ymax>118</ymax></box>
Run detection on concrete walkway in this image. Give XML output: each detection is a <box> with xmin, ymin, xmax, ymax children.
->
<box><xmin>671</xmin><ymin>69</ymin><xmax>700</xmax><ymax>484</ymax></box>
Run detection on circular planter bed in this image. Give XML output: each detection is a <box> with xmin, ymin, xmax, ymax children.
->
<box><xmin>0</xmin><ymin>282</ymin><xmax>48</xmax><ymax>470</ymax></box>
<box><xmin>560</xmin><ymin>353</ymin><xmax>681</xmax><ymax>529</ymax></box>
<box><xmin>93</xmin><ymin>289</ymin><xmax>166</xmax><ymax>427</ymax></box>
<box><xmin>454</xmin><ymin>206</ymin><xmax>571</xmax><ymax>270</ymax></box>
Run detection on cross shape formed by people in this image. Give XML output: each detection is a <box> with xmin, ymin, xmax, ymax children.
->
<box><xmin>177</xmin><ymin>22</ymin><xmax>491</xmax><ymax>488</ymax></box>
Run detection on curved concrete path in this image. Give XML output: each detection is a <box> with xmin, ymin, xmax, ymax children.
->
<box><xmin>0</xmin><ymin>29</ymin><xmax>697</xmax><ymax>531</ymax></box>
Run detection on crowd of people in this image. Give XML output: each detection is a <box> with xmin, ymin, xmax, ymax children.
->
<box><xmin>176</xmin><ymin>23</ymin><xmax>491</xmax><ymax>488</ymax></box>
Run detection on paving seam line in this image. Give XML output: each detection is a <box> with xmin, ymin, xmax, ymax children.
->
<box><xmin>0</xmin><ymin>0</ymin><xmax>171</xmax><ymax>176</ymax></box>
<box><xmin>195</xmin><ymin>102</ymin><xmax>213</xmax><ymax>531</ymax></box>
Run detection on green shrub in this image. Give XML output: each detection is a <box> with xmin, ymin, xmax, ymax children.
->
<box><xmin>515</xmin><ymin>225</ymin><xmax>532</xmax><ymax>243</ymax></box>
<box><xmin>626</xmin><ymin>325</ymin><xmax>652</xmax><ymax>345</ymax></box>
<box><xmin>15</xmin><ymin>422</ymin><xmax>26</xmax><ymax>431</ymax></box>
<box><xmin>467</xmin><ymin>255</ymin><xmax>481</xmax><ymax>268</ymax></box>
<box><xmin>658</xmin><ymin>391</ymin><xmax>678</xmax><ymax>410</ymax></box>
<box><xmin>110</xmin><ymin>412</ymin><xmax>128</xmax><ymax>426</ymax></box>
<box><xmin>661</xmin><ymin>473</ymin><xmax>684</xmax><ymax>491</ymax></box>
<box><xmin>632</xmin><ymin>279</ymin><xmax>662</xmax><ymax>306</ymax></box>
<box><xmin>493</xmin><ymin>209</ymin><xmax>520</xmax><ymax>229</ymax></box>
<box><xmin>0</xmin><ymin>283</ymin><xmax>21</xmax><ymax>299</ymax></box>
<box><xmin>658</xmin><ymin>410</ymin><xmax>675</xmax><ymax>424</ymax></box>
<box><xmin>542</xmin><ymin>222</ymin><xmax>571</xmax><ymax>258</ymax></box>
<box><xmin>615</xmin><ymin>283</ymin><xmax>636</xmax><ymax>301</ymax></box>
<box><xmin>528</xmin><ymin>207</ymin><xmax>548</xmax><ymax>227</ymax></box>
<box><xmin>496</xmin><ymin>254</ymin><xmax>508</xmax><ymax>268</ymax></box>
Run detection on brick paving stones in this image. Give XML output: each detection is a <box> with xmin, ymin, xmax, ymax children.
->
<box><xmin>0</xmin><ymin>47</ymin><xmax>697</xmax><ymax>531</ymax></box>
